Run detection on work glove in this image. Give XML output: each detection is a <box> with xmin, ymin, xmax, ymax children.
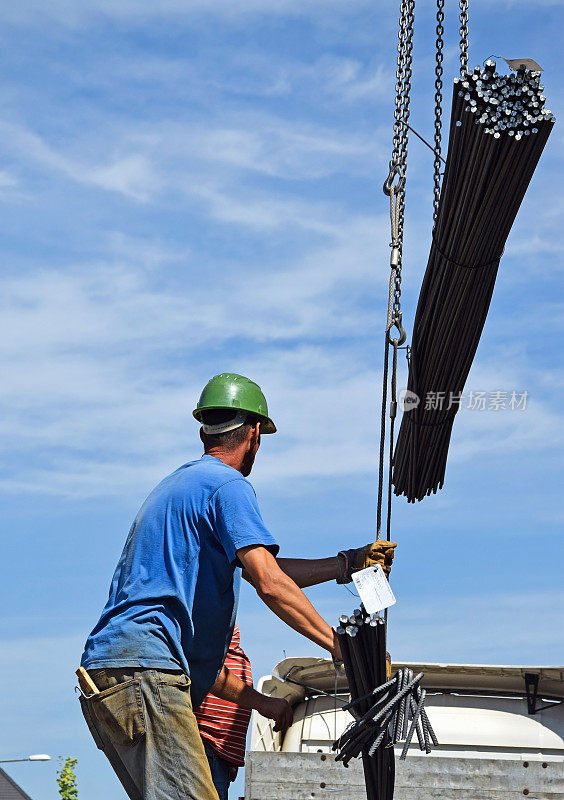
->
<box><xmin>336</xmin><ymin>540</ymin><xmax>397</xmax><ymax>584</ymax></box>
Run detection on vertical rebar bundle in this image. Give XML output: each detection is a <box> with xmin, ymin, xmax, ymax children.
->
<box><xmin>334</xmin><ymin>611</ymin><xmax>392</xmax><ymax>800</ymax></box>
<box><xmin>393</xmin><ymin>62</ymin><xmax>555</xmax><ymax>502</ymax></box>
<box><xmin>332</xmin><ymin>609</ymin><xmax>438</xmax><ymax>799</ymax></box>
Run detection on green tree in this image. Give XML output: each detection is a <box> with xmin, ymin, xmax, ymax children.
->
<box><xmin>57</xmin><ymin>756</ymin><xmax>78</xmax><ymax>800</ymax></box>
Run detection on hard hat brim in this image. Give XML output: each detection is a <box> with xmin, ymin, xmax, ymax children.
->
<box><xmin>259</xmin><ymin>418</ymin><xmax>277</xmax><ymax>435</ymax></box>
<box><xmin>193</xmin><ymin>406</ymin><xmax>277</xmax><ymax>434</ymax></box>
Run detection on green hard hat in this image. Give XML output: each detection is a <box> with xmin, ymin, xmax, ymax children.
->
<box><xmin>193</xmin><ymin>373</ymin><xmax>277</xmax><ymax>434</ymax></box>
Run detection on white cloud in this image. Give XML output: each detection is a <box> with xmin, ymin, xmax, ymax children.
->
<box><xmin>3</xmin><ymin>0</ymin><xmax>371</xmax><ymax>27</ymax></box>
<box><xmin>0</xmin><ymin>196</ymin><xmax>560</xmax><ymax>500</ymax></box>
<box><xmin>86</xmin><ymin>154</ymin><xmax>160</xmax><ymax>201</ymax></box>
<box><xmin>131</xmin><ymin>114</ymin><xmax>387</xmax><ymax>189</ymax></box>
<box><xmin>0</xmin><ymin>112</ymin><xmax>386</xmax><ymax>207</ymax></box>
<box><xmin>444</xmin><ymin>359</ymin><xmax>564</xmax><ymax>461</ymax></box>
<box><xmin>504</xmin><ymin>188</ymin><xmax>564</xmax><ymax>274</ymax></box>
<box><xmin>190</xmin><ymin>184</ymin><xmax>382</xmax><ymax>239</ymax></box>
<box><xmin>184</xmin><ymin>122</ymin><xmax>383</xmax><ymax>180</ymax></box>
<box><xmin>2</xmin><ymin>277</ymin><xmax>561</xmax><ymax>499</ymax></box>
<box><xmin>0</xmin><ymin>122</ymin><xmax>160</xmax><ymax>202</ymax></box>
<box><xmin>321</xmin><ymin>59</ymin><xmax>391</xmax><ymax>102</ymax></box>
<box><xmin>0</xmin><ymin>1</ymin><xmax>561</xmax><ymax>505</ymax></box>
<box><xmin>235</xmin><ymin>55</ymin><xmax>392</xmax><ymax>103</ymax></box>
<box><xmin>0</xmin><ymin>207</ymin><xmax>388</xmax><ymax>497</ymax></box>
<box><xmin>0</xmin><ymin>202</ymin><xmax>386</xmax><ymax>360</ymax></box>
<box><xmin>0</xmin><ymin>170</ymin><xmax>18</xmax><ymax>189</ymax></box>
<box><xmin>4</xmin><ymin>0</ymin><xmax>561</xmax><ymax>30</ymax></box>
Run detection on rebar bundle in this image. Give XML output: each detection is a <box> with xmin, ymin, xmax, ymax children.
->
<box><xmin>393</xmin><ymin>61</ymin><xmax>555</xmax><ymax>502</ymax></box>
<box><xmin>332</xmin><ymin>609</ymin><xmax>437</xmax><ymax>799</ymax></box>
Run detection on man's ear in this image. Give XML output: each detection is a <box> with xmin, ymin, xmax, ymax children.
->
<box><xmin>250</xmin><ymin>422</ymin><xmax>261</xmax><ymax>445</ymax></box>
<box><xmin>199</xmin><ymin>427</ymin><xmax>205</xmax><ymax>443</ymax></box>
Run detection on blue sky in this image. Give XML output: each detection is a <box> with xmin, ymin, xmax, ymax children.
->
<box><xmin>1</xmin><ymin>1</ymin><xmax>563</xmax><ymax>798</ymax></box>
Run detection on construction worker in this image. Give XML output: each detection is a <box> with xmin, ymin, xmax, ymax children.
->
<box><xmin>194</xmin><ymin>625</ymin><xmax>253</xmax><ymax>799</ymax></box>
<box><xmin>78</xmin><ymin>373</ymin><xmax>396</xmax><ymax>800</ymax></box>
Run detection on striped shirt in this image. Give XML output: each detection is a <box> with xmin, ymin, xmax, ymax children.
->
<box><xmin>194</xmin><ymin>625</ymin><xmax>253</xmax><ymax>766</ymax></box>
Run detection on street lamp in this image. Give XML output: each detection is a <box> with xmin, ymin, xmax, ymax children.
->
<box><xmin>0</xmin><ymin>755</ymin><xmax>51</xmax><ymax>764</ymax></box>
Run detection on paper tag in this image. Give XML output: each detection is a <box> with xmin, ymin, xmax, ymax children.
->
<box><xmin>503</xmin><ymin>57</ymin><xmax>543</xmax><ymax>72</ymax></box>
<box><xmin>351</xmin><ymin>564</ymin><xmax>396</xmax><ymax>614</ymax></box>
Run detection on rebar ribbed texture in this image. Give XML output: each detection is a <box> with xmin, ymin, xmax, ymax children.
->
<box><xmin>332</xmin><ymin>608</ymin><xmax>438</xmax><ymax>798</ymax></box>
<box><xmin>393</xmin><ymin>61</ymin><xmax>555</xmax><ymax>502</ymax></box>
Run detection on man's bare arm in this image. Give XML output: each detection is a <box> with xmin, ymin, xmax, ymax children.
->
<box><xmin>243</xmin><ymin>543</ymin><xmax>396</xmax><ymax>588</ymax></box>
<box><xmin>210</xmin><ymin>666</ymin><xmax>293</xmax><ymax>732</ymax></box>
<box><xmin>237</xmin><ymin>545</ymin><xmax>341</xmax><ymax>659</ymax></box>
<box><xmin>276</xmin><ymin>556</ymin><xmax>339</xmax><ymax>587</ymax></box>
<box><xmin>242</xmin><ymin>556</ymin><xmax>338</xmax><ymax>588</ymax></box>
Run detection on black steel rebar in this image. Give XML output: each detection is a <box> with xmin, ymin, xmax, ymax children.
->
<box><xmin>392</xmin><ymin>62</ymin><xmax>555</xmax><ymax>502</ymax></box>
<box><xmin>332</xmin><ymin>608</ymin><xmax>438</xmax><ymax>799</ymax></box>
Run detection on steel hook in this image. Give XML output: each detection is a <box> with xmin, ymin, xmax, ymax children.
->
<box><xmin>383</xmin><ymin>162</ymin><xmax>406</xmax><ymax>196</ymax></box>
<box><xmin>387</xmin><ymin>318</ymin><xmax>407</xmax><ymax>346</ymax></box>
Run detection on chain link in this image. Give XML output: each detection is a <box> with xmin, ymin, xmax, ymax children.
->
<box><xmin>387</xmin><ymin>0</ymin><xmax>415</xmax><ymax>328</ymax></box>
<box><xmin>459</xmin><ymin>0</ymin><xmax>469</xmax><ymax>75</ymax></box>
<box><xmin>391</xmin><ymin>3</ymin><xmax>407</xmax><ymax>167</ymax></box>
<box><xmin>378</xmin><ymin>1</ymin><xmax>414</xmax><ymax>542</ymax></box>
<box><xmin>433</xmin><ymin>0</ymin><xmax>444</xmax><ymax>225</ymax></box>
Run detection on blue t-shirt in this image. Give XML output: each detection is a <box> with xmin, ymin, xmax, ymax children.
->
<box><xmin>81</xmin><ymin>455</ymin><xmax>278</xmax><ymax>706</ymax></box>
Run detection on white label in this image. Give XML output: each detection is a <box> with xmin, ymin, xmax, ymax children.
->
<box><xmin>503</xmin><ymin>57</ymin><xmax>543</xmax><ymax>72</ymax></box>
<box><xmin>351</xmin><ymin>564</ymin><xmax>396</xmax><ymax>613</ymax></box>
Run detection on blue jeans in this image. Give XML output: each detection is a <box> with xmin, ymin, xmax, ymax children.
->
<box><xmin>80</xmin><ymin>668</ymin><xmax>219</xmax><ymax>800</ymax></box>
<box><xmin>203</xmin><ymin>743</ymin><xmax>231</xmax><ymax>800</ymax></box>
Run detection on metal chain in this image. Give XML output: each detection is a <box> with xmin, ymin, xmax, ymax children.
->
<box><xmin>433</xmin><ymin>0</ymin><xmax>444</xmax><ymax>225</ymax></box>
<box><xmin>377</xmin><ymin>2</ymin><xmax>414</xmax><ymax>541</ymax></box>
<box><xmin>396</xmin><ymin>0</ymin><xmax>414</xmax><ymax>321</ymax></box>
<box><xmin>385</xmin><ymin>0</ymin><xmax>415</xmax><ymax>331</ymax></box>
<box><xmin>459</xmin><ymin>0</ymin><xmax>469</xmax><ymax>75</ymax></box>
<box><xmin>390</xmin><ymin>1</ymin><xmax>408</xmax><ymax>169</ymax></box>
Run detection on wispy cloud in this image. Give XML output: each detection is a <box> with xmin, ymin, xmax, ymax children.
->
<box><xmin>7</xmin><ymin>0</ymin><xmax>562</xmax><ymax>30</ymax></box>
<box><xmin>3</xmin><ymin>0</ymin><xmax>371</xmax><ymax>28</ymax></box>
<box><xmin>1</xmin><ymin>99</ymin><xmax>561</xmax><ymax>501</ymax></box>
<box><xmin>1</xmin><ymin>8</ymin><xmax>562</xmax><ymax>800</ymax></box>
<box><xmin>182</xmin><ymin>121</ymin><xmax>384</xmax><ymax>180</ymax></box>
<box><xmin>446</xmin><ymin>360</ymin><xmax>564</xmax><ymax>461</ymax></box>
<box><xmin>0</xmin><ymin>212</ymin><xmax>389</xmax><ymax>497</ymax></box>
<box><xmin>0</xmin><ymin>122</ymin><xmax>160</xmax><ymax>202</ymax></box>
<box><xmin>0</xmin><ymin>111</ymin><xmax>386</xmax><ymax>208</ymax></box>
<box><xmin>1</xmin><ymin>255</ymin><xmax>561</xmax><ymax>498</ymax></box>
<box><xmin>238</xmin><ymin>55</ymin><xmax>393</xmax><ymax>103</ymax></box>
<box><xmin>0</xmin><ymin>170</ymin><xmax>18</xmax><ymax>189</ymax></box>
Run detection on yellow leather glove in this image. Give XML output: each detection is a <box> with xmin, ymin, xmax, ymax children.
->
<box><xmin>336</xmin><ymin>541</ymin><xmax>397</xmax><ymax>584</ymax></box>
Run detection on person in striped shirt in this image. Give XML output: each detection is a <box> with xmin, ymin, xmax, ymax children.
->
<box><xmin>195</xmin><ymin>625</ymin><xmax>252</xmax><ymax>799</ymax></box>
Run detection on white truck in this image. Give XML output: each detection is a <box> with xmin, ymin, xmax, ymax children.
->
<box><xmin>246</xmin><ymin>659</ymin><xmax>564</xmax><ymax>799</ymax></box>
